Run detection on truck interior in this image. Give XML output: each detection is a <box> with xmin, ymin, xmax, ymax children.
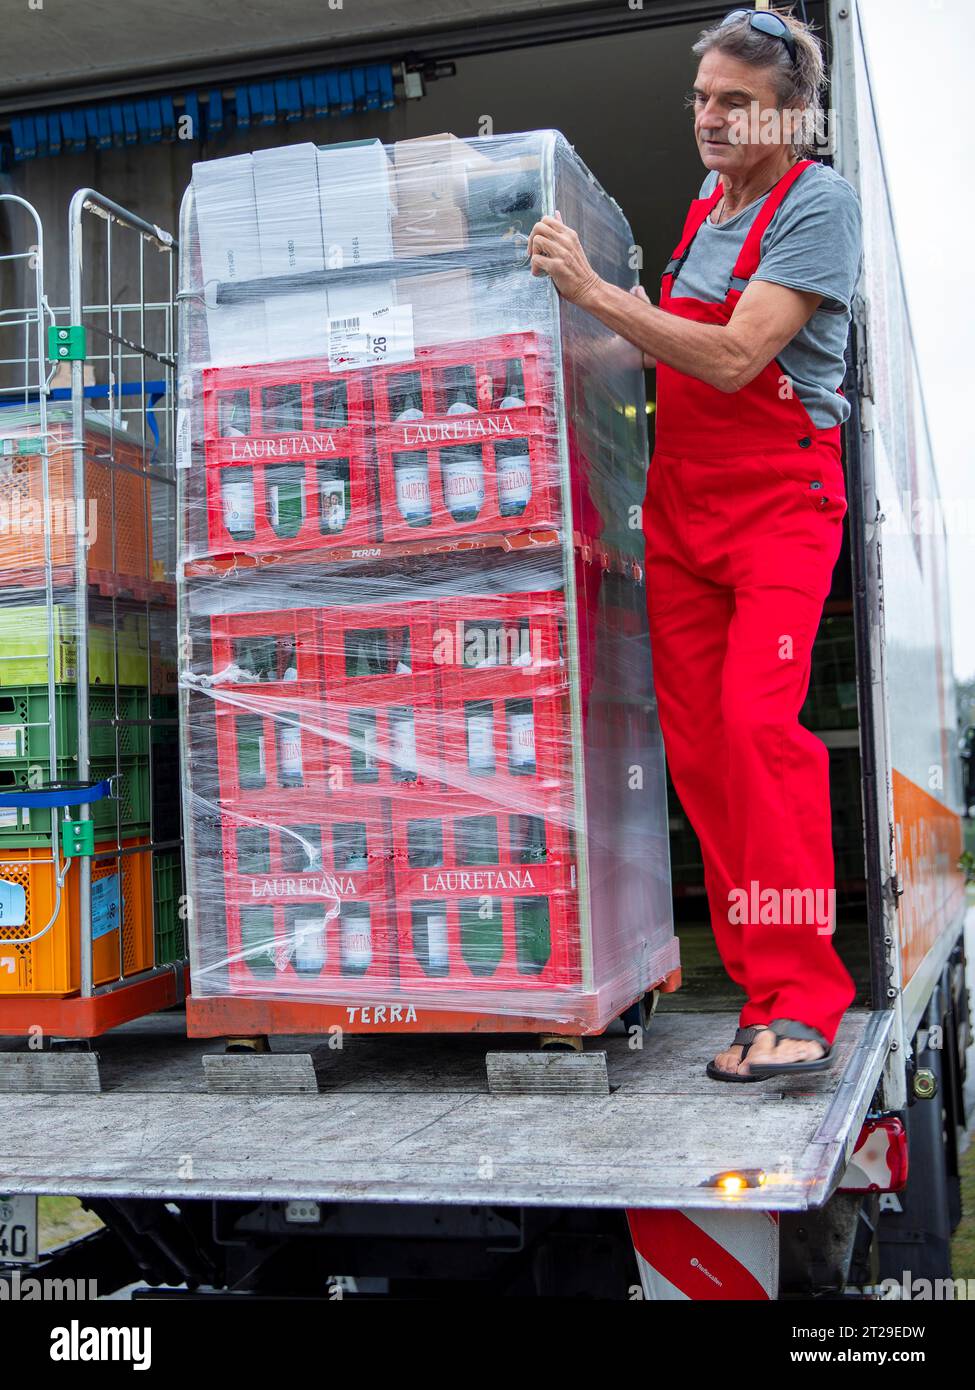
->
<box><xmin>2</xmin><ymin>1</ymin><xmax>872</xmax><ymax>1025</ymax></box>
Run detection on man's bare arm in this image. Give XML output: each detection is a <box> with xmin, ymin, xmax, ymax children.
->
<box><xmin>528</xmin><ymin>214</ymin><xmax>822</xmax><ymax>393</ymax></box>
<box><xmin>581</xmin><ymin>276</ymin><xmax>822</xmax><ymax>393</ymax></box>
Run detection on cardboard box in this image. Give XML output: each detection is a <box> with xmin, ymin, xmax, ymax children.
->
<box><xmin>193</xmin><ymin>154</ymin><xmax>263</xmax><ymax>286</ymax></box>
<box><xmin>392</xmin><ymin>133</ymin><xmax>496</xmax><ymax>213</ymax></box>
<box><xmin>394</xmin><ymin>269</ymin><xmax>474</xmax><ymax>347</ymax></box>
<box><xmin>392</xmin><ymin>205</ymin><xmax>468</xmax><ymax>257</ymax></box>
<box><xmin>253</xmin><ymin>143</ymin><xmax>326</xmax><ymax>275</ymax></box>
<box><xmin>253</xmin><ymin>143</ymin><xmax>329</xmax><ymax>359</ymax></box>
<box><xmin>192</xmin><ymin>154</ymin><xmax>268</xmax><ymax>364</ymax></box>
<box><xmin>318</xmin><ymin>139</ymin><xmax>395</xmax><ymax>268</ymax></box>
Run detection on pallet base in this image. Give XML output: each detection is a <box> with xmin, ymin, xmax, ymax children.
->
<box><xmin>0</xmin><ymin>965</ymin><xmax>187</xmax><ymax>1038</ymax></box>
<box><xmin>185</xmin><ymin>965</ymin><xmax>682</xmax><ymax>1039</ymax></box>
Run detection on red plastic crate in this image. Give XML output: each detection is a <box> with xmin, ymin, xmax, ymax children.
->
<box><xmin>372</xmin><ymin>333</ymin><xmax>560</xmax><ymax>543</ymax></box>
<box><xmin>315</xmin><ymin>599</ymin><xmax>443</xmax><ymax>795</ymax></box>
<box><xmin>390</xmin><ymin>792</ymin><xmax>580</xmax><ymax>991</ymax></box>
<box><xmin>435</xmin><ymin>591</ymin><xmax>571</xmax><ymax>799</ymax></box>
<box><xmin>210</xmin><ymin>606</ymin><xmax>331</xmax><ymax>808</ymax></box>
<box><xmin>221</xmin><ymin>797</ymin><xmax>395</xmax><ymax>995</ymax></box>
<box><xmin>210</xmin><ymin>600</ymin><xmax>445</xmax><ymax>805</ymax></box>
<box><xmin>201</xmin><ymin>356</ymin><xmax>374</xmax><ymax>557</ymax></box>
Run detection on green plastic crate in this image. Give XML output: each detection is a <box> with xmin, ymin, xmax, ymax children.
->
<box><xmin>0</xmin><ymin>753</ymin><xmax>151</xmax><ymax>845</ymax></box>
<box><xmin>153</xmin><ymin>849</ymin><xmax>186</xmax><ymax>964</ymax></box>
<box><xmin>0</xmin><ymin>684</ymin><xmax>150</xmax><ymax>762</ymax></box>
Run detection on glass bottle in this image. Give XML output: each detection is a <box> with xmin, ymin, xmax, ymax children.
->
<box><xmin>498</xmin><ymin>358</ymin><xmax>526</xmax><ymax>409</ymax></box>
<box><xmin>236</xmin><ymin>715</ymin><xmax>266</xmax><ymax>790</ymax></box>
<box><xmin>460</xmin><ymin>897</ymin><xmax>503</xmax><ymax>978</ymax></box>
<box><xmin>456</xmin><ymin>815</ymin><xmax>502</xmax><ymax>976</ymax></box>
<box><xmin>455</xmin><ymin>815</ymin><xmax>499</xmax><ymax>866</ymax></box>
<box><xmin>312</xmin><ymin>379</ymin><xmax>348</xmax><ymax>429</ymax></box>
<box><xmin>445</xmin><ymin>364</ymin><xmax>478</xmax><ymax>415</ymax></box>
<box><xmin>281</xmin><ymin>824</ymin><xmax>321</xmax><ymax>872</ymax></box>
<box><xmin>349</xmin><ymin>708</ymin><xmax>379</xmax><ymax>783</ymax></box>
<box><xmin>506</xmin><ymin>698</ymin><xmax>536</xmax><ymax>775</ymax></box>
<box><xmin>289</xmin><ymin>905</ymin><xmax>327</xmax><ymax>976</ymax></box>
<box><xmin>266</xmin><ymin>463</ymin><xmax>306</xmax><ymax>538</ymax></box>
<box><xmin>276</xmin><ymin>715</ymin><xmax>303</xmax><ymax>787</ymax></box>
<box><xmin>318</xmin><ymin>458</ymin><xmax>350</xmax><ymax>535</ymax></box>
<box><xmin>340</xmin><ymin>903</ymin><xmax>372</xmax><ymax>976</ymax></box>
<box><xmin>393</xmin><ymin>372</ymin><xmax>424</xmax><ymax>422</ymax></box>
<box><xmin>393</xmin><ymin>451</ymin><xmax>432</xmax><ymax>527</ymax></box>
<box><xmin>411</xmin><ymin>901</ymin><xmax>450</xmax><ymax>977</ymax></box>
<box><xmin>218</xmin><ymin>389</ymin><xmax>251</xmax><ymax>437</ymax></box>
<box><xmin>465</xmin><ymin>700</ymin><xmax>495</xmax><ymax>775</ymax></box>
<box><xmin>239</xmin><ymin>906</ymin><xmax>276</xmax><ymax>978</ymax></box>
<box><xmin>407</xmin><ymin>817</ymin><xmax>444</xmax><ymax>868</ymax></box>
<box><xmin>236</xmin><ymin>825</ymin><xmax>271</xmax><ymax>874</ymax></box>
<box><xmin>441</xmin><ymin>444</ymin><xmax>484</xmax><ymax>523</ymax></box>
<box><xmin>495</xmin><ymin>437</ymin><xmax>532</xmax><ymax>517</ymax></box>
<box><xmin>333</xmin><ymin>821</ymin><xmax>369</xmax><ymax>872</ymax></box>
<box><xmin>389</xmin><ymin>706</ymin><xmax>418</xmax><ymax>783</ymax></box>
<box><xmin>395</xmin><ymin>629</ymin><xmax>412</xmax><ymax>675</ymax></box>
<box><xmin>262</xmin><ymin>382</ymin><xmax>303</xmax><ymax>434</ymax></box>
<box><xmin>221</xmin><ymin>466</ymin><xmax>256</xmax><ymax>541</ymax></box>
<box><xmin>515</xmin><ymin>898</ymin><xmax>551</xmax><ymax>975</ymax></box>
<box><xmin>512</xmin><ymin>814</ymin><xmax>547</xmax><ymax>864</ymax></box>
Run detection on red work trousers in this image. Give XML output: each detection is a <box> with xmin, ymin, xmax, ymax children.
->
<box><xmin>644</xmin><ymin>434</ymin><xmax>856</xmax><ymax>1045</ymax></box>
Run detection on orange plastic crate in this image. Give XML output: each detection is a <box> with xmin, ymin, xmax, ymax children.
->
<box><xmin>0</xmin><ymin>837</ymin><xmax>153</xmax><ymax>996</ymax></box>
<box><xmin>0</xmin><ymin>418</ymin><xmax>152</xmax><ymax>584</ymax></box>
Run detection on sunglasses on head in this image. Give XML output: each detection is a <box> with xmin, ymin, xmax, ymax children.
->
<box><xmin>721</xmin><ymin>8</ymin><xmax>798</xmax><ymax>66</ymax></box>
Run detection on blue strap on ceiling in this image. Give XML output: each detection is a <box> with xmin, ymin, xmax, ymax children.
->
<box><xmin>6</xmin><ymin>62</ymin><xmax>398</xmax><ymax>164</ymax></box>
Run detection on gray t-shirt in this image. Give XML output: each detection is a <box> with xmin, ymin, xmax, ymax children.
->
<box><xmin>671</xmin><ymin>162</ymin><xmax>863</xmax><ymax>428</ymax></box>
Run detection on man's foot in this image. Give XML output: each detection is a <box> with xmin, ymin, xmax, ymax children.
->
<box><xmin>738</xmin><ymin>1026</ymin><xmax>826</xmax><ymax>1074</ymax></box>
<box><xmin>710</xmin><ymin>1041</ymin><xmax>752</xmax><ymax>1078</ymax></box>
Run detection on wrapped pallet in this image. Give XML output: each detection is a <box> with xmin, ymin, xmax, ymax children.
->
<box><xmin>177</xmin><ymin>130</ymin><xmax>678</xmax><ymax>1036</ymax></box>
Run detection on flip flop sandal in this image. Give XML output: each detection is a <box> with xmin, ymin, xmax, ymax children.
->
<box><xmin>705</xmin><ymin>1024</ymin><xmax>770</xmax><ymax>1083</ymax></box>
<box><xmin>743</xmin><ymin>1018</ymin><xmax>834</xmax><ymax>1079</ymax></box>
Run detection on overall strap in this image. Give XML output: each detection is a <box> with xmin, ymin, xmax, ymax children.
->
<box><xmin>662</xmin><ymin>181</ymin><xmax>725</xmax><ymax>289</ymax></box>
<box><xmin>727</xmin><ymin>158</ymin><xmax>816</xmax><ymax>293</ymax></box>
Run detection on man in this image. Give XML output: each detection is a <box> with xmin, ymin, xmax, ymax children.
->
<box><xmin>527</xmin><ymin>7</ymin><xmax>864</xmax><ymax>1079</ymax></box>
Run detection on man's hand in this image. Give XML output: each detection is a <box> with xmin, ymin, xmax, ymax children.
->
<box><xmin>527</xmin><ymin>212</ymin><xmax>602</xmax><ymax>307</ymax></box>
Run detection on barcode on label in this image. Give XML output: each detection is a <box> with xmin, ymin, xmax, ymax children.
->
<box><xmin>330</xmin><ymin>317</ymin><xmax>361</xmax><ymax>332</ymax></box>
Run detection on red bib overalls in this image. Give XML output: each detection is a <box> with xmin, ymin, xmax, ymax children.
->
<box><xmin>644</xmin><ymin>159</ymin><xmax>856</xmax><ymax>1045</ymax></box>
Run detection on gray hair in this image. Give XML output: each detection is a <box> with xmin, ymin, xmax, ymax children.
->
<box><xmin>692</xmin><ymin>7</ymin><xmax>827</xmax><ymax>157</ymax></box>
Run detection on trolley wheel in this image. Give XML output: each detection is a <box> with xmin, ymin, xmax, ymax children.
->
<box><xmin>538</xmin><ymin>1033</ymin><xmax>584</xmax><ymax>1052</ymax></box>
<box><xmin>620</xmin><ymin>989</ymin><xmax>660</xmax><ymax>1034</ymax></box>
<box><xmin>224</xmin><ymin>1035</ymin><xmax>271</xmax><ymax>1055</ymax></box>
<box><xmin>49</xmin><ymin>1037</ymin><xmax>96</xmax><ymax>1053</ymax></box>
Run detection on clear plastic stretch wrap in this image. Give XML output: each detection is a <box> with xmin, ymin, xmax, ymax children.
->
<box><xmin>0</xmin><ymin>405</ymin><xmax>181</xmax><ymax>995</ymax></box>
<box><xmin>177</xmin><ymin>131</ymin><xmax>678</xmax><ymax>1030</ymax></box>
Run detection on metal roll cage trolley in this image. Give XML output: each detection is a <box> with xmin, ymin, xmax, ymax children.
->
<box><xmin>0</xmin><ymin>190</ymin><xmax>186</xmax><ymax>1039</ymax></box>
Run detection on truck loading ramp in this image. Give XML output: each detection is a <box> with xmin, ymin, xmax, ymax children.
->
<box><xmin>0</xmin><ymin>1009</ymin><xmax>890</xmax><ymax>1211</ymax></box>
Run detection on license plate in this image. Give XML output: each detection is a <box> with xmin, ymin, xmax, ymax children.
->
<box><xmin>0</xmin><ymin>1195</ymin><xmax>38</xmax><ymax>1264</ymax></box>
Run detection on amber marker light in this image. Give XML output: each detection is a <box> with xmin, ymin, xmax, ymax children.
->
<box><xmin>703</xmin><ymin>1169</ymin><xmax>767</xmax><ymax>1193</ymax></box>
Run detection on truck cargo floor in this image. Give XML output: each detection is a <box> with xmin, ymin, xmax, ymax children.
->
<box><xmin>0</xmin><ymin>1008</ymin><xmax>890</xmax><ymax>1211</ymax></box>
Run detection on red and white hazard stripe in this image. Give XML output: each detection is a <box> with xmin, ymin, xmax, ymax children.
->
<box><xmin>627</xmin><ymin>1208</ymin><xmax>780</xmax><ymax>1300</ymax></box>
<box><xmin>839</xmin><ymin>1116</ymin><xmax>909</xmax><ymax>1192</ymax></box>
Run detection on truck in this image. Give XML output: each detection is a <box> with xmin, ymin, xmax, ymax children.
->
<box><xmin>0</xmin><ymin>0</ymin><xmax>970</xmax><ymax>1300</ymax></box>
